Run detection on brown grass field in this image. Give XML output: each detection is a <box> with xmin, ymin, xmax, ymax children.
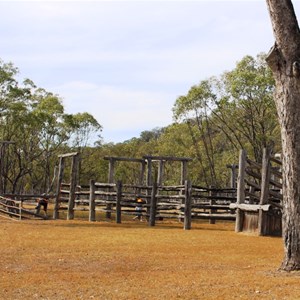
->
<box><xmin>1</xmin><ymin>214</ymin><xmax>300</xmax><ymax>300</ymax></box>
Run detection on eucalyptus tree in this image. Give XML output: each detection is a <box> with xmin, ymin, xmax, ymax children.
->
<box><xmin>0</xmin><ymin>61</ymin><xmax>36</xmax><ymax>193</ymax></box>
<box><xmin>63</xmin><ymin>112</ymin><xmax>102</xmax><ymax>185</ymax></box>
<box><xmin>265</xmin><ymin>0</ymin><xmax>300</xmax><ymax>271</ymax></box>
<box><xmin>212</xmin><ymin>54</ymin><xmax>279</xmax><ymax>162</ymax></box>
<box><xmin>173</xmin><ymin>80</ymin><xmax>218</xmax><ymax>186</ymax></box>
<box><xmin>0</xmin><ymin>59</ymin><xmax>102</xmax><ymax>193</ymax></box>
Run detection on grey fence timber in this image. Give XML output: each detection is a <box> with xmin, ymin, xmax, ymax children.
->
<box><xmin>0</xmin><ymin>195</ymin><xmax>49</xmax><ymax>220</ymax></box>
<box><xmin>53</xmin><ymin>180</ymin><xmax>237</xmax><ymax>230</ymax></box>
<box><xmin>232</xmin><ymin>149</ymin><xmax>282</xmax><ymax>236</ymax></box>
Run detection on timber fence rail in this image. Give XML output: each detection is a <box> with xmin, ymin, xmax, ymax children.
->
<box><xmin>191</xmin><ymin>186</ymin><xmax>236</xmax><ymax>223</ymax></box>
<box><xmin>232</xmin><ymin>149</ymin><xmax>282</xmax><ymax>236</ymax></box>
<box><xmin>0</xmin><ymin>195</ymin><xmax>49</xmax><ymax>220</ymax></box>
<box><xmin>54</xmin><ymin>180</ymin><xmax>237</xmax><ymax>230</ymax></box>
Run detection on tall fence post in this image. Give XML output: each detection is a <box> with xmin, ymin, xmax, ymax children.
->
<box><xmin>106</xmin><ymin>158</ymin><xmax>115</xmax><ymax>219</ymax></box>
<box><xmin>116</xmin><ymin>181</ymin><xmax>122</xmax><ymax>224</ymax></box>
<box><xmin>157</xmin><ymin>161</ymin><xmax>164</xmax><ymax>186</ymax></box>
<box><xmin>258</xmin><ymin>148</ymin><xmax>271</xmax><ymax>236</ymax></box>
<box><xmin>67</xmin><ymin>154</ymin><xmax>79</xmax><ymax>220</ymax></box>
<box><xmin>184</xmin><ymin>180</ymin><xmax>192</xmax><ymax>230</ymax></box>
<box><xmin>19</xmin><ymin>200</ymin><xmax>22</xmax><ymax>220</ymax></box>
<box><xmin>89</xmin><ymin>179</ymin><xmax>96</xmax><ymax>222</ymax></box>
<box><xmin>149</xmin><ymin>182</ymin><xmax>157</xmax><ymax>226</ymax></box>
<box><xmin>53</xmin><ymin>156</ymin><xmax>65</xmax><ymax>220</ymax></box>
<box><xmin>209</xmin><ymin>186</ymin><xmax>216</xmax><ymax>224</ymax></box>
<box><xmin>235</xmin><ymin>149</ymin><xmax>246</xmax><ymax>232</ymax></box>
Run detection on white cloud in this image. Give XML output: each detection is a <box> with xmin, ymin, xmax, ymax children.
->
<box><xmin>55</xmin><ymin>81</ymin><xmax>173</xmax><ymax>141</ymax></box>
<box><xmin>2</xmin><ymin>0</ymin><xmax>300</xmax><ymax>142</ymax></box>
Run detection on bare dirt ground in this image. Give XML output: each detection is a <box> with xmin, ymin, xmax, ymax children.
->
<box><xmin>1</xmin><ymin>217</ymin><xmax>300</xmax><ymax>300</ymax></box>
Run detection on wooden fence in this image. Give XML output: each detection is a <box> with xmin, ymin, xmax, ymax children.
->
<box><xmin>0</xmin><ymin>195</ymin><xmax>48</xmax><ymax>220</ymax></box>
<box><xmin>53</xmin><ymin>180</ymin><xmax>237</xmax><ymax>230</ymax></box>
<box><xmin>231</xmin><ymin>149</ymin><xmax>282</xmax><ymax>236</ymax></box>
<box><xmin>0</xmin><ymin>149</ymin><xmax>282</xmax><ymax>236</ymax></box>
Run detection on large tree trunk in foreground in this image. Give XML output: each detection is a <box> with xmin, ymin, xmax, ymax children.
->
<box><xmin>266</xmin><ymin>0</ymin><xmax>300</xmax><ymax>271</ymax></box>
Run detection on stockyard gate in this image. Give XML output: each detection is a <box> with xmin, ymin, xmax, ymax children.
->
<box><xmin>0</xmin><ymin>148</ymin><xmax>283</xmax><ymax>237</ymax></box>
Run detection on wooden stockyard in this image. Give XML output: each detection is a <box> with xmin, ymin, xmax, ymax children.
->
<box><xmin>232</xmin><ymin>148</ymin><xmax>282</xmax><ymax>236</ymax></box>
<box><xmin>49</xmin><ymin>153</ymin><xmax>237</xmax><ymax>230</ymax></box>
<box><xmin>0</xmin><ymin>195</ymin><xmax>49</xmax><ymax>220</ymax></box>
<box><xmin>55</xmin><ymin>180</ymin><xmax>237</xmax><ymax>230</ymax></box>
<box><xmin>0</xmin><ymin>149</ymin><xmax>283</xmax><ymax>235</ymax></box>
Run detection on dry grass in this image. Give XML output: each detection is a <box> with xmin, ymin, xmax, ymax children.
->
<box><xmin>1</xmin><ymin>217</ymin><xmax>299</xmax><ymax>300</ymax></box>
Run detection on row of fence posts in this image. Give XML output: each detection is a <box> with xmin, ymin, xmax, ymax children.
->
<box><xmin>66</xmin><ymin>179</ymin><xmax>193</xmax><ymax>230</ymax></box>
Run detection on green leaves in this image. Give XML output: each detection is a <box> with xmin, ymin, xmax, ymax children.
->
<box><xmin>170</xmin><ymin>53</ymin><xmax>280</xmax><ymax>186</ymax></box>
<box><xmin>0</xmin><ymin>58</ymin><xmax>102</xmax><ymax>193</ymax></box>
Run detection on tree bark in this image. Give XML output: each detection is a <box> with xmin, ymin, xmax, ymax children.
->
<box><xmin>266</xmin><ymin>0</ymin><xmax>300</xmax><ymax>271</ymax></box>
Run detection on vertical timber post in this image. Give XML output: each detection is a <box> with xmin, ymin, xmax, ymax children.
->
<box><xmin>235</xmin><ymin>149</ymin><xmax>246</xmax><ymax>232</ymax></box>
<box><xmin>53</xmin><ymin>156</ymin><xmax>65</xmax><ymax>219</ymax></box>
<box><xmin>146</xmin><ymin>158</ymin><xmax>153</xmax><ymax>219</ymax></box>
<box><xmin>116</xmin><ymin>180</ymin><xmax>122</xmax><ymax>224</ymax></box>
<box><xmin>180</xmin><ymin>160</ymin><xmax>188</xmax><ymax>222</ymax></box>
<box><xmin>138</xmin><ymin>160</ymin><xmax>146</xmax><ymax>197</ymax></box>
<box><xmin>67</xmin><ymin>154</ymin><xmax>79</xmax><ymax>220</ymax></box>
<box><xmin>258</xmin><ymin>148</ymin><xmax>271</xmax><ymax>236</ymax></box>
<box><xmin>106</xmin><ymin>158</ymin><xmax>115</xmax><ymax>219</ymax></box>
<box><xmin>149</xmin><ymin>181</ymin><xmax>157</xmax><ymax>226</ymax></box>
<box><xmin>140</xmin><ymin>160</ymin><xmax>146</xmax><ymax>185</ymax></box>
<box><xmin>146</xmin><ymin>158</ymin><xmax>153</xmax><ymax>186</ymax></box>
<box><xmin>157</xmin><ymin>160</ymin><xmax>164</xmax><ymax>186</ymax></box>
<box><xmin>184</xmin><ymin>180</ymin><xmax>192</xmax><ymax>230</ymax></box>
<box><xmin>209</xmin><ymin>186</ymin><xmax>216</xmax><ymax>224</ymax></box>
<box><xmin>89</xmin><ymin>179</ymin><xmax>96</xmax><ymax>222</ymax></box>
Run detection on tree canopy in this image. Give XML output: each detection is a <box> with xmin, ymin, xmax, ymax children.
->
<box><xmin>0</xmin><ymin>59</ymin><xmax>102</xmax><ymax>194</ymax></box>
<box><xmin>0</xmin><ymin>53</ymin><xmax>280</xmax><ymax>192</ymax></box>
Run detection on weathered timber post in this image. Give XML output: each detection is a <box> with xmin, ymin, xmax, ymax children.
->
<box><xmin>106</xmin><ymin>157</ymin><xmax>115</xmax><ymax>219</ymax></box>
<box><xmin>235</xmin><ymin>149</ymin><xmax>246</xmax><ymax>232</ymax></box>
<box><xmin>89</xmin><ymin>179</ymin><xmax>96</xmax><ymax>222</ymax></box>
<box><xmin>18</xmin><ymin>200</ymin><xmax>22</xmax><ymax>221</ymax></box>
<box><xmin>116</xmin><ymin>180</ymin><xmax>122</xmax><ymax>224</ymax></box>
<box><xmin>53</xmin><ymin>156</ymin><xmax>65</xmax><ymax>219</ymax></box>
<box><xmin>138</xmin><ymin>160</ymin><xmax>146</xmax><ymax>197</ymax></box>
<box><xmin>146</xmin><ymin>157</ymin><xmax>153</xmax><ymax>186</ymax></box>
<box><xmin>149</xmin><ymin>182</ymin><xmax>157</xmax><ymax>226</ymax></box>
<box><xmin>258</xmin><ymin>148</ymin><xmax>271</xmax><ymax>236</ymax></box>
<box><xmin>209</xmin><ymin>186</ymin><xmax>216</xmax><ymax>224</ymax></box>
<box><xmin>108</xmin><ymin>157</ymin><xmax>115</xmax><ymax>183</ymax></box>
<box><xmin>67</xmin><ymin>154</ymin><xmax>79</xmax><ymax>220</ymax></box>
<box><xmin>140</xmin><ymin>160</ymin><xmax>146</xmax><ymax>185</ymax></box>
<box><xmin>179</xmin><ymin>160</ymin><xmax>189</xmax><ymax>222</ymax></box>
<box><xmin>157</xmin><ymin>160</ymin><xmax>164</xmax><ymax>186</ymax></box>
<box><xmin>184</xmin><ymin>180</ymin><xmax>192</xmax><ymax>230</ymax></box>
<box><xmin>146</xmin><ymin>157</ymin><xmax>153</xmax><ymax>219</ymax></box>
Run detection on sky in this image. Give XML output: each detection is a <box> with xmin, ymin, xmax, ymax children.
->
<box><xmin>1</xmin><ymin>0</ymin><xmax>300</xmax><ymax>144</ymax></box>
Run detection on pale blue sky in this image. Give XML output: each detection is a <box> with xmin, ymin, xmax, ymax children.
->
<box><xmin>1</xmin><ymin>0</ymin><xmax>299</xmax><ymax>143</ymax></box>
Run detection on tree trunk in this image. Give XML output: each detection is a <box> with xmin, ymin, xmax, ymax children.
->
<box><xmin>266</xmin><ymin>0</ymin><xmax>300</xmax><ymax>271</ymax></box>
